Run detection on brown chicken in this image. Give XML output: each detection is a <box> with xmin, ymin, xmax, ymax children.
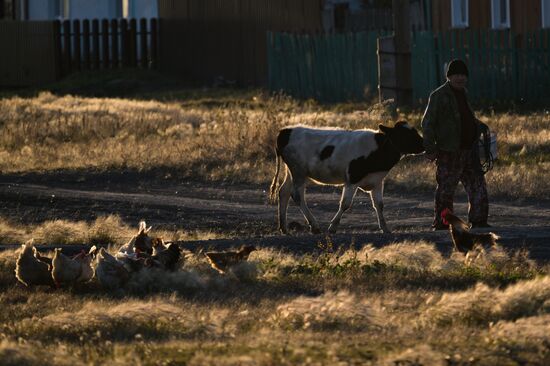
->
<box><xmin>145</xmin><ymin>241</ymin><xmax>181</xmax><ymax>271</ymax></box>
<box><xmin>441</xmin><ymin>208</ymin><xmax>499</xmax><ymax>254</ymax></box>
<box><xmin>15</xmin><ymin>240</ymin><xmax>55</xmax><ymax>287</ymax></box>
<box><xmin>204</xmin><ymin>245</ymin><xmax>256</xmax><ymax>274</ymax></box>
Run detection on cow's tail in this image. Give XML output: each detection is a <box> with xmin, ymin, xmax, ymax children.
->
<box><xmin>268</xmin><ymin>150</ymin><xmax>281</xmax><ymax>205</ymax></box>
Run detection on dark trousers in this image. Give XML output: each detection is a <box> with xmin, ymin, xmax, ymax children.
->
<box><xmin>434</xmin><ymin>149</ymin><xmax>489</xmax><ymax>226</ymax></box>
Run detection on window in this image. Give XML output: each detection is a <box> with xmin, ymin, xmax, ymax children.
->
<box><xmin>451</xmin><ymin>0</ymin><xmax>469</xmax><ymax>28</ymax></box>
<box><xmin>491</xmin><ymin>0</ymin><xmax>510</xmax><ymax>29</ymax></box>
<box><xmin>543</xmin><ymin>0</ymin><xmax>550</xmax><ymax>28</ymax></box>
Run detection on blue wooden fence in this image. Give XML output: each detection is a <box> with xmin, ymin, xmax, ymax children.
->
<box><xmin>268</xmin><ymin>29</ymin><xmax>550</xmax><ymax>104</ymax></box>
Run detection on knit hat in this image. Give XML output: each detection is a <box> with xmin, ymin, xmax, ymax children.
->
<box><xmin>446</xmin><ymin>59</ymin><xmax>469</xmax><ymax>77</ymax></box>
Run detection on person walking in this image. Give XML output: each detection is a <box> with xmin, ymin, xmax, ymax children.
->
<box><xmin>421</xmin><ymin>59</ymin><xmax>490</xmax><ymax>230</ymax></box>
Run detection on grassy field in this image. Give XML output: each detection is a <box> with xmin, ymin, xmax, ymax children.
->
<box><xmin>1</xmin><ymin>226</ymin><xmax>550</xmax><ymax>365</ymax></box>
<box><xmin>0</xmin><ymin>84</ymin><xmax>549</xmax><ymax>198</ymax></box>
<box><xmin>1</xmin><ymin>77</ymin><xmax>550</xmax><ymax>365</ymax></box>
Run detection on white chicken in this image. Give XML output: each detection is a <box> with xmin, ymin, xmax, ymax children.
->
<box><xmin>51</xmin><ymin>247</ymin><xmax>95</xmax><ymax>286</ymax></box>
<box><xmin>95</xmin><ymin>247</ymin><xmax>130</xmax><ymax>290</ymax></box>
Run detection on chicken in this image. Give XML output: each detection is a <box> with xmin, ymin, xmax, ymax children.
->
<box><xmin>51</xmin><ymin>247</ymin><xmax>95</xmax><ymax>286</ymax></box>
<box><xmin>151</xmin><ymin>237</ymin><xmax>168</xmax><ymax>256</ymax></box>
<box><xmin>441</xmin><ymin>208</ymin><xmax>499</xmax><ymax>255</ymax></box>
<box><xmin>117</xmin><ymin>221</ymin><xmax>156</xmax><ymax>259</ymax></box>
<box><xmin>146</xmin><ymin>241</ymin><xmax>181</xmax><ymax>271</ymax></box>
<box><xmin>204</xmin><ymin>245</ymin><xmax>256</xmax><ymax>274</ymax></box>
<box><xmin>95</xmin><ymin>247</ymin><xmax>130</xmax><ymax>290</ymax></box>
<box><xmin>15</xmin><ymin>240</ymin><xmax>55</xmax><ymax>287</ymax></box>
<box><xmin>33</xmin><ymin>247</ymin><xmax>53</xmax><ymax>268</ymax></box>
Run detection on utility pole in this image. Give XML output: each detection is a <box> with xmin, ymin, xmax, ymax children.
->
<box><xmin>392</xmin><ymin>0</ymin><xmax>412</xmax><ymax>107</ymax></box>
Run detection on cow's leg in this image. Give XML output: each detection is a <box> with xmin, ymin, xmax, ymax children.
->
<box><xmin>370</xmin><ymin>182</ymin><xmax>391</xmax><ymax>233</ymax></box>
<box><xmin>277</xmin><ymin>170</ymin><xmax>292</xmax><ymax>234</ymax></box>
<box><xmin>293</xmin><ymin>179</ymin><xmax>321</xmax><ymax>234</ymax></box>
<box><xmin>328</xmin><ymin>184</ymin><xmax>356</xmax><ymax>234</ymax></box>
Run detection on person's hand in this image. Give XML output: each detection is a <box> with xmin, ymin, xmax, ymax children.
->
<box><xmin>424</xmin><ymin>152</ymin><xmax>437</xmax><ymax>161</ymax></box>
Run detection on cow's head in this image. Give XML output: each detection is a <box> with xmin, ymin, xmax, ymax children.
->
<box><xmin>379</xmin><ymin>121</ymin><xmax>425</xmax><ymax>155</ymax></box>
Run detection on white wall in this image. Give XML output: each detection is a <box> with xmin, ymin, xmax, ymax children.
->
<box><xmin>69</xmin><ymin>0</ymin><xmax>121</xmax><ymax>20</ymax></box>
<box><xmin>127</xmin><ymin>0</ymin><xmax>157</xmax><ymax>19</ymax></box>
<box><xmin>27</xmin><ymin>0</ymin><xmax>56</xmax><ymax>20</ymax></box>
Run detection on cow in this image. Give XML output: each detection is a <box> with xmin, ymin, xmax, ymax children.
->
<box><xmin>269</xmin><ymin>121</ymin><xmax>425</xmax><ymax>234</ymax></box>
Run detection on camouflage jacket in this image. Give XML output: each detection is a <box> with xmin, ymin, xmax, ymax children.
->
<box><xmin>421</xmin><ymin>81</ymin><xmax>482</xmax><ymax>154</ymax></box>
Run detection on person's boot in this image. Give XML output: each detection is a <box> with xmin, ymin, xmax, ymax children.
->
<box><xmin>431</xmin><ymin>222</ymin><xmax>449</xmax><ymax>231</ymax></box>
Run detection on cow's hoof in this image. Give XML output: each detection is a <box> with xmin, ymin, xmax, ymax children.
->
<box><xmin>279</xmin><ymin>228</ymin><xmax>289</xmax><ymax>235</ymax></box>
<box><xmin>327</xmin><ymin>226</ymin><xmax>338</xmax><ymax>234</ymax></box>
<box><xmin>288</xmin><ymin>221</ymin><xmax>307</xmax><ymax>232</ymax></box>
<box><xmin>381</xmin><ymin>229</ymin><xmax>392</xmax><ymax>234</ymax></box>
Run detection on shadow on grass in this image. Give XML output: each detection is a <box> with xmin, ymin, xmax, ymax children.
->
<box><xmin>0</xmin><ymin>69</ymin><xmax>266</xmax><ymax>106</ymax></box>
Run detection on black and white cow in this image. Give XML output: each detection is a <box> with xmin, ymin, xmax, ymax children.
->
<box><xmin>269</xmin><ymin>121</ymin><xmax>425</xmax><ymax>234</ymax></box>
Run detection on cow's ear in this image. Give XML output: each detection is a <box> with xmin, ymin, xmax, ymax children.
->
<box><xmin>379</xmin><ymin>124</ymin><xmax>390</xmax><ymax>133</ymax></box>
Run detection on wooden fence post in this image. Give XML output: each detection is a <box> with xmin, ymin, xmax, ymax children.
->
<box><xmin>393</xmin><ymin>0</ymin><xmax>412</xmax><ymax>105</ymax></box>
<box><xmin>120</xmin><ymin>18</ymin><xmax>129</xmax><ymax>67</ymax></box>
<box><xmin>140</xmin><ymin>18</ymin><xmax>148</xmax><ymax>68</ymax></box>
<box><xmin>53</xmin><ymin>20</ymin><xmax>63</xmax><ymax>79</ymax></box>
<box><xmin>73</xmin><ymin>20</ymin><xmax>81</xmax><ymax>71</ymax></box>
<box><xmin>101</xmin><ymin>19</ymin><xmax>110</xmax><ymax>69</ymax></box>
<box><xmin>111</xmin><ymin>19</ymin><xmax>119</xmax><ymax>69</ymax></box>
<box><xmin>82</xmin><ymin>19</ymin><xmax>90</xmax><ymax>71</ymax></box>
<box><xmin>150</xmin><ymin>18</ymin><xmax>157</xmax><ymax>69</ymax></box>
<box><xmin>92</xmin><ymin>19</ymin><xmax>100</xmax><ymax>70</ymax></box>
<box><xmin>62</xmin><ymin>19</ymin><xmax>72</xmax><ymax>75</ymax></box>
<box><xmin>129</xmin><ymin>18</ymin><xmax>137</xmax><ymax>67</ymax></box>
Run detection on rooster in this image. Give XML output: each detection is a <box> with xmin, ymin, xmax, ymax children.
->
<box><xmin>204</xmin><ymin>245</ymin><xmax>256</xmax><ymax>274</ymax></box>
<box><xmin>116</xmin><ymin>221</ymin><xmax>155</xmax><ymax>259</ymax></box>
<box><xmin>441</xmin><ymin>208</ymin><xmax>499</xmax><ymax>255</ymax></box>
<box><xmin>15</xmin><ymin>240</ymin><xmax>55</xmax><ymax>287</ymax></box>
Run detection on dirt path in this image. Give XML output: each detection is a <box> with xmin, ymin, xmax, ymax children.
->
<box><xmin>1</xmin><ymin>178</ymin><xmax>549</xmax><ymax>259</ymax></box>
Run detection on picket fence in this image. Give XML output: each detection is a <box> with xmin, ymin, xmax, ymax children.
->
<box><xmin>57</xmin><ymin>18</ymin><xmax>159</xmax><ymax>76</ymax></box>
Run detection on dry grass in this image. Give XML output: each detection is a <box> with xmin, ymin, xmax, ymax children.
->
<box><xmin>0</xmin><ymin>88</ymin><xmax>549</xmax><ymax>364</ymax></box>
<box><xmin>423</xmin><ymin>276</ymin><xmax>550</xmax><ymax>325</ymax></box>
<box><xmin>380</xmin><ymin>345</ymin><xmax>448</xmax><ymax>366</ymax></box>
<box><xmin>0</xmin><ymin>214</ymin><xmax>226</xmax><ymax>246</ymax></box>
<box><xmin>0</xmin><ymin>232</ymin><xmax>548</xmax><ymax>365</ymax></box>
<box><xmin>1</xmin><ymin>92</ymin><xmax>549</xmax><ymax>197</ymax></box>
<box><xmin>271</xmin><ymin>290</ymin><xmax>383</xmax><ymax>331</ymax></box>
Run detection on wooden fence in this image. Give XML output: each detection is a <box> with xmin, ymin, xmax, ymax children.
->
<box><xmin>268</xmin><ymin>29</ymin><xmax>550</xmax><ymax>103</ymax></box>
<box><xmin>412</xmin><ymin>29</ymin><xmax>550</xmax><ymax>103</ymax></box>
<box><xmin>156</xmin><ymin>0</ymin><xmax>323</xmax><ymax>87</ymax></box>
<box><xmin>158</xmin><ymin>18</ymin><xmax>269</xmax><ymax>86</ymax></box>
<box><xmin>267</xmin><ymin>31</ymin><xmax>387</xmax><ymax>102</ymax></box>
<box><xmin>0</xmin><ymin>21</ymin><xmax>60</xmax><ymax>86</ymax></box>
<box><xmin>158</xmin><ymin>0</ymin><xmax>324</xmax><ymax>32</ymax></box>
<box><xmin>56</xmin><ymin>18</ymin><xmax>159</xmax><ymax>77</ymax></box>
